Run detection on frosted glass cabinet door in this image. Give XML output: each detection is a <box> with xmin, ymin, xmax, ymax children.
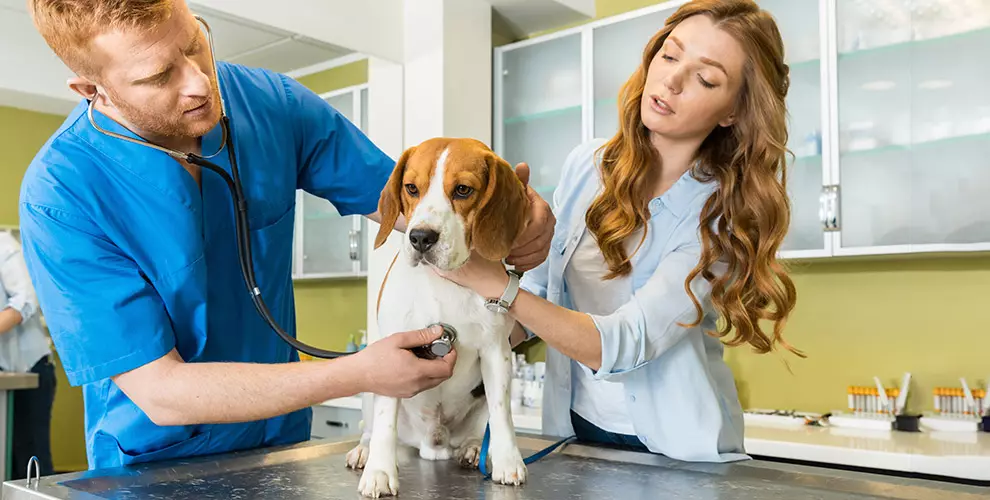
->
<box><xmin>758</xmin><ymin>0</ymin><xmax>827</xmax><ymax>253</ymax></box>
<box><xmin>592</xmin><ymin>8</ymin><xmax>674</xmax><ymax>139</ymax></box>
<box><xmin>360</xmin><ymin>88</ymin><xmax>369</xmax><ymax>134</ymax></box>
<box><xmin>500</xmin><ymin>34</ymin><xmax>583</xmax><ymax>197</ymax></box>
<box><xmin>836</xmin><ymin>1</ymin><xmax>990</xmax><ymax>249</ymax></box>
<box><xmin>301</xmin><ymin>192</ymin><xmax>357</xmax><ymax>276</ymax></box>
<box><xmin>325</xmin><ymin>93</ymin><xmax>355</xmax><ymax>123</ymax></box>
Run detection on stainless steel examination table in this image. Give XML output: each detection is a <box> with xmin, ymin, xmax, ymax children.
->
<box><xmin>4</xmin><ymin>434</ymin><xmax>989</xmax><ymax>499</ymax></box>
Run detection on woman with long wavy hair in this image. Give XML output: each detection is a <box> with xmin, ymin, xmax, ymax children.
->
<box><xmin>436</xmin><ymin>0</ymin><xmax>800</xmax><ymax>462</ymax></box>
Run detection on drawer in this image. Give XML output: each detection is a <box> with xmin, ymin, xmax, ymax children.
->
<box><xmin>311</xmin><ymin>405</ymin><xmax>362</xmax><ymax>441</ymax></box>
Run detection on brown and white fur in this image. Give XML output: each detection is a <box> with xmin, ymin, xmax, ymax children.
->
<box><xmin>346</xmin><ymin>138</ymin><xmax>531</xmax><ymax>498</ymax></box>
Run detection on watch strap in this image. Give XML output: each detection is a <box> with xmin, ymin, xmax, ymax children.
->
<box><xmin>499</xmin><ymin>270</ymin><xmax>521</xmax><ymax>308</ymax></box>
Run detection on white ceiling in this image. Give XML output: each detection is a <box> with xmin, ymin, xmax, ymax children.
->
<box><xmin>0</xmin><ymin>0</ymin><xmax>594</xmax><ymax>115</ymax></box>
<box><xmin>0</xmin><ymin>0</ymin><xmax>352</xmax><ymax>114</ymax></box>
<box><xmin>487</xmin><ymin>0</ymin><xmax>595</xmax><ymax>38</ymax></box>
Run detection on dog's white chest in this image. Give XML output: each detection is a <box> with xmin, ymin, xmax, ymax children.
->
<box><xmin>378</xmin><ymin>262</ymin><xmax>509</xmax><ymax>352</ymax></box>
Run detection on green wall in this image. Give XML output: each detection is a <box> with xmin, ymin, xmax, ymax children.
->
<box><xmin>512</xmin><ymin>0</ymin><xmax>990</xmax><ymax>416</ymax></box>
<box><xmin>296</xmin><ymin>59</ymin><xmax>369</xmax><ymax>95</ymax></box>
<box><xmin>727</xmin><ymin>255</ymin><xmax>990</xmax><ymax>415</ymax></box>
<box><xmin>0</xmin><ymin>107</ymin><xmax>65</xmax><ymax>225</ymax></box>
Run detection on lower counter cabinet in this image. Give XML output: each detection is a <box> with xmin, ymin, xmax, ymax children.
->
<box><xmin>311</xmin><ymin>405</ymin><xmax>362</xmax><ymax>441</ymax></box>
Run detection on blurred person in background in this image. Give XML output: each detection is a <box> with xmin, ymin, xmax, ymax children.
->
<box><xmin>0</xmin><ymin>230</ymin><xmax>55</xmax><ymax>479</ymax></box>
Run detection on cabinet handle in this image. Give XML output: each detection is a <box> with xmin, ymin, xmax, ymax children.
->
<box><xmin>821</xmin><ymin>185</ymin><xmax>840</xmax><ymax>232</ymax></box>
<box><xmin>326</xmin><ymin>420</ymin><xmax>349</xmax><ymax>428</ymax></box>
<box><xmin>348</xmin><ymin>230</ymin><xmax>359</xmax><ymax>261</ymax></box>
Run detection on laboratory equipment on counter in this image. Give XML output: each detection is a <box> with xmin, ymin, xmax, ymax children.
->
<box><xmin>742</xmin><ymin>409</ymin><xmax>825</xmax><ymax>428</ymax></box>
<box><xmin>829</xmin><ymin>373</ymin><xmax>913</xmax><ymax>431</ymax></box>
<box><xmin>920</xmin><ymin>377</ymin><xmax>988</xmax><ymax>432</ymax></box>
<box><xmin>511</xmin><ymin>353</ymin><xmax>545</xmax><ymax>411</ymax></box>
<box><xmin>6</xmin><ymin>435</ymin><xmax>990</xmax><ymax>499</ymax></box>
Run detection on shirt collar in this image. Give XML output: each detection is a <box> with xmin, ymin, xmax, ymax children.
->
<box><xmin>649</xmin><ymin>167</ymin><xmax>716</xmax><ymax>218</ymax></box>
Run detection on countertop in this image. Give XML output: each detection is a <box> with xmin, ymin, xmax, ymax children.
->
<box><xmin>745</xmin><ymin>422</ymin><xmax>990</xmax><ymax>481</ymax></box>
<box><xmin>0</xmin><ymin>372</ymin><xmax>38</xmax><ymax>391</ymax></box>
<box><xmin>6</xmin><ymin>434</ymin><xmax>990</xmax><ymax>499</ymax></box>
<box><xmin>320</xmin><ymin>396</ymin><xmax>990</xmax><ymax>482</ymax></box>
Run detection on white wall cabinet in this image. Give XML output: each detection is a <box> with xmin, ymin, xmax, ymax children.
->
<box><xmin>292</xmin><ymin>84</ymin><xmax>370</xmax><ymax>280</ymax></box>
<box><xmin>493</xmin><ymin>0</ymin><xmax>990</xmax><ymax>260</ymax></box>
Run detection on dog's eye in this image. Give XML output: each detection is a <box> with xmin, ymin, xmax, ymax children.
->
<box><xmin>453</xmin><ymin>185</ymin><xmax>474</xmax><ymax>199</ymax></box>
<box><xmin>404</xmin><ymin>184</ymin><xmax>419</xmax><ymax>197</ymax></box>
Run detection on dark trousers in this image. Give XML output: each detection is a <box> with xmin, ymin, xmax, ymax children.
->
<box><xmin>10</xmin><ymin>355</ymin><xmax>56</xmax><ymax>480</ymax></box>
<box><xmin>570</xmin><ymin>410</ymin><xmax>649</xmax><ymax>452</ymax></box>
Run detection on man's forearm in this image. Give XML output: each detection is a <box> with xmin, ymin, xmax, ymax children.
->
<box><xmin>121</xmin><ymin>350</ymin><xmax>365</xmax><ymax>427</ymax></box>
<box><xmin>0</xmin><ymin>307</ymin><xmax>23</xmax><ymax>335</ymax></box>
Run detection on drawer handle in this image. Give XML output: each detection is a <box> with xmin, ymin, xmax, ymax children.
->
<box><xmin>326</xmin><ymin>420</ymin><xmax>349</xmax><ymax>428</ymax></box>
<box><xmin>348</xmin><ymin>230</ymin><xmax>359</xmax><ymax>261</ymax></box>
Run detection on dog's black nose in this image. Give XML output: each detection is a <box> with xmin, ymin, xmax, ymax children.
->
<box><xmin>409</xmin><ymin>228</ymin><xmax>439</xmax><ymax>253</ymax></box>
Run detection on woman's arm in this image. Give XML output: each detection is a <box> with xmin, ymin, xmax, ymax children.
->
<box><xmin>437</xmin><ymin>255</ymin><xmax>603</xmax><ymax>369</ymax></box>
<box><xmin>0</xmin><ymin>234</ymin><xmax>38</xmax><ymax>335</ymax></box>
<box><xmin>437</xmin><ymin>241</ymin><xmax>717</xmax><ymax>376</ymax></box>
<box><xmin>508</xmin><ymin>287</ymin><xmax>604</xmax><ymax>369</ymax></box>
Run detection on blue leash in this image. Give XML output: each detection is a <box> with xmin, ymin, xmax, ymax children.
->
<box><xmin>477</xmin><ymin>423</ymin><xmax>575</xmax><ymax>480</ymax></box>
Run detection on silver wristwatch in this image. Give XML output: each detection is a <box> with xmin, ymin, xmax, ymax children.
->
<box><xmin>485</xmin><ymin>270</ymin><xmax>521</xmax><ymax>314</ymax></box>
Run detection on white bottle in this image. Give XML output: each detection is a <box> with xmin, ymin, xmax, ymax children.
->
<box><xmin>510</xmin><ymin>377</ymin><xmax>523</xmax><ymax>412</ymax></box>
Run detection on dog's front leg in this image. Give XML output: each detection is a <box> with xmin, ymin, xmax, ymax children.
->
<box><xmin>358</xmin><ymin>396</ymin><xmax>401</xmax><ymax>498</ymax></box>
<box><xmin>346</xmin><ymin>392</ymin><xmax>376</xmax><ymax>469</ymax></box>
<box><xmin>480</xmin><ymin>337</ymin><xmax>527</xmax><ymax>485</ymax></box>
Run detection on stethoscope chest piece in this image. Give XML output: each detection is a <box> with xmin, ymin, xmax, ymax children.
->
<box><xmin>412</xmin><ymin>323</ymin><xmax>457</xmax><ymax>359</ymax></box>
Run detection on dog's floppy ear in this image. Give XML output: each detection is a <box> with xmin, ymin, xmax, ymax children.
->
<box><xmin>471</xmin><ymin>153</ymin><xmax>530</xmax><ymax>261</ymax></box>
<box><xmin>374</xmin><ymin>147</ymin><xmax>415</xmax><ymax>249</ymax></box>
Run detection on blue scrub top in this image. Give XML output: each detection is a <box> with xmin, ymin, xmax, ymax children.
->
<box><xmin>18</xmin><ymin>61</ymin><xmax>393</xmax><ymax>470</ymax></box>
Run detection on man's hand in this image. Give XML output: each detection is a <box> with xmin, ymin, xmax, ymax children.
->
<box><xmin>351</xmin><ymin>325</ymin><xmax>457</xmax><ymax>398</ymax></box>
<box><xmin>509</xmin><ymin>163</ymin><xmax>555</xmax><ymax>272</ymax></box>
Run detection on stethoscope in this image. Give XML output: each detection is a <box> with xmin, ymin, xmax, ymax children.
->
<box><xmin>85</xmin><ymin>15</ymin><xmax>456</xmax><ymax>361</ymax></box>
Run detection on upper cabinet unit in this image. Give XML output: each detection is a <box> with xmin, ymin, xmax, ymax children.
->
<box><xmin>832</xmin><ymin>0</ymin><xmax>990</xmax><ymax>255</ymax></box>
<box><xmin>292</xmin><ymin>84</ymin><xmax>370</xmax><ymax>280</ymax></box>
<box><xmin>494</xmin><ymin>32</ymin><xmax>584</xmax><ymax>201</ymax></box>
<box><xmin>492</xmin><ymin>0</ymin><xmax>990</xmax><ymax>260</ymax></box>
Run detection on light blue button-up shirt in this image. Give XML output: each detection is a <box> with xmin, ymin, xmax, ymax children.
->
<box><xmin>521</xmin><ymin>138</ymin><xmax>749</xmax><ymax>463</ymax></box>
<box><xmin>0</xmin><ymin>230</ymin><xmax>51</xmax><ymax>373</ymax></box>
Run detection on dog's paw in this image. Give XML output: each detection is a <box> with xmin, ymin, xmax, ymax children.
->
<box><xmin>358</xmin><ymin>466</ymin><xmax>398</xmax><ymax>498</ymax></box>
<box><xmin>491</xmin><ymin>449</ymin><xmax>527</xmax><ymax>486</ymax></box>
<box><xmin>455</xmin><ymin>440</ymin><xmax>482</xmax><ymax>468</ymax></box>
<box><xmin>346</xmin><ymin>443</ymin><xmax>369</xmax><ymax>469</ymax></box>
<box><xmin>419</xmin><ymin>446</ymin><xmax>451</xmax><ymax>461</ymax></box>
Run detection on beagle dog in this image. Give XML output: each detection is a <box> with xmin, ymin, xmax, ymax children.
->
<box><xmin>346</xmin><ymin>138</ymin><xmax>531</xmax><ymax>498</ymax></box>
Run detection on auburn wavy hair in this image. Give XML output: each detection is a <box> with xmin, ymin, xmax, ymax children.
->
<box><xmin>585</xmin><ymin>0</ymin><xmax>801</xmax><ymax>356</ymax></box>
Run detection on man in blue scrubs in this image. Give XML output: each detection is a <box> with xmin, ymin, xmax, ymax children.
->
<box><xmin>19</xmin><ymin>0</ymin><xmax>554</xmax><ymax>470</ymax></box>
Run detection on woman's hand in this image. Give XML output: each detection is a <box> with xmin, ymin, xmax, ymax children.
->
<box><xmin>433</xmin><ymin>252</ymin><xmax>510</xmax><ymax>299</ymax></box>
